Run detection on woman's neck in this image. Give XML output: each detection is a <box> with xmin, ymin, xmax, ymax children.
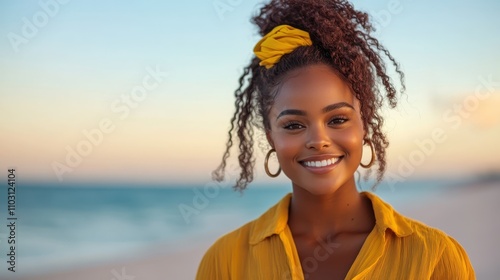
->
<box><xmin>288</xmin><ymin>177</ymin><xmax>375</xmax><ymax>240</ymax></box>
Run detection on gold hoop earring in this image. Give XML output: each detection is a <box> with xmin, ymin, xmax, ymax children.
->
<box><xmin>360</xmin><ymin>139</ymin><xmax>375</xmax><ymax>168</ymax></box>
<box><xmin>264</xmin><ymin>148</ymin><xmax>281</xmax><ymax>177</ymax></box>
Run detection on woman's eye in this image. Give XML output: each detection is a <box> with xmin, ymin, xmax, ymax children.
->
<box><xmin>329</xmin><ymin>117</ymin><xmax>348</xmax><ymax>125</ymax></box>
<box><xmin>283</xmin><ymin>122</ymin><xmax>304</xmax><ymax>130</ymax></box>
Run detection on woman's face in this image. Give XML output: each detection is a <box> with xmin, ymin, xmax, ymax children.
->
<box><xmin>266</xmin><ymin>64</ymin><xmax>365</xmax><ymax>195</ymax></box>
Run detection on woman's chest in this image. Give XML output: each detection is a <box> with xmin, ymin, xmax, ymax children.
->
<box><xmin>294</xmin><ymin>233</ymin><xmax>370</xmax><ymax>280</ymax></box>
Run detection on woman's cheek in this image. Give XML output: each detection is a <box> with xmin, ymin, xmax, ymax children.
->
<box><xmin>335</xmin><ymin>126</ymin><xmax>364</xmax><ymax>156</ymax></box>
<box><xmin>274</xmin><ymin>134</ymin><xmax>301</xmax><ymax>161</ymax></box>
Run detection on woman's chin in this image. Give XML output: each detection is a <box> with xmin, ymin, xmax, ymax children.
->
<box><xmin>293</xmin><ymin>182</ymin><xmax>343</xmax><ymax>196</ymax></box>
<box><xmin>289</xmin><ymin>174</ymin><xmax>357</xmax><ymax>196</ymax></box>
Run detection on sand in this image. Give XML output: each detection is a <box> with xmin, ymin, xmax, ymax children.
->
<box><xmin>15</xmin><ymin>181</ymin><xmax>499</xmax><ymax>280</ymax></box>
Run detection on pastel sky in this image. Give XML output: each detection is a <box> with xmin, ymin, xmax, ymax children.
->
<box><xmin>1</xmin><ymin>0</ymin><xmax>499</xmax><ymax>186</ymax></box>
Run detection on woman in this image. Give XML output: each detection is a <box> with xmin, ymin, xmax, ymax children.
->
<box><xmin>197</xmin><ymin>0</ymin><xmax>475</xmax><ymax>279</ymax></box>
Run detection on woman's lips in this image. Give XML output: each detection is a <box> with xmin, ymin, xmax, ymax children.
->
<box><xmin>299</xmin><ymin>156</ymin><xmax>343</xmax><ymax>174</ymax></box>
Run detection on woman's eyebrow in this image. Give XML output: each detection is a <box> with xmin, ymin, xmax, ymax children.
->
<box><xmin>276</xmin><ymin>109</ymin><xmax>305</xmax><ymax>120</ymax></box>
<box><xmin>276</xmin><ymin>102</ymin><xmax>354</xmax><ymax>120</ymax></box>
<box><xmin>322</xmin><ymin>102</ymin><xmax>354</xmax><ymax>113</ymax></box>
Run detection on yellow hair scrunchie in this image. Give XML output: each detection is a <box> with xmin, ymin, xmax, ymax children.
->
<box><xmin>253</xmin><ymin>24</ymin><xmax>313</xmax><ymax>69</ymax></box>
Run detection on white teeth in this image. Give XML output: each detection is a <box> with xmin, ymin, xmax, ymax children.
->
<box><xmin>303</xmin><ymin>158</ymin><xmax>339</xmax><ymax>167</ymax></box>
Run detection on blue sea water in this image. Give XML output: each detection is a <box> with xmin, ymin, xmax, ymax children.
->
<box><xmin>0</xmin><ymin>179</ymin><xmax>461</xmax><ymax>277</ymax></box>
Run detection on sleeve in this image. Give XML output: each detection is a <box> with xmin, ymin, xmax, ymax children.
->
<box><xmin>195</xmin><ymin>238</ymin><xmax>231</xmax><ymax>280</ymax></box>
<box><xmin>431</xmin><ymin>235</ymin><xmax>476</xmax><ymax>280</ymax></box>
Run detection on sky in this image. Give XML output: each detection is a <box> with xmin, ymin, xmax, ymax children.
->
<box><xmin>0</xmin><ymin>0</ymin><xmax>499</xmax><ymax>186</ymax></box>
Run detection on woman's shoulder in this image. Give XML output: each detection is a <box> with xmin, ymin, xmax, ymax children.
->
<box><xmin>362</xmin><ymin>191</ymin><xmax>472</xmax><ymax>256</ymax></box>
<box><xmin>401</xmin><ymin>213</ymin><xmax>472</xmax><ymax>259</ymax></box>
<box><xmin>195</xmin><ymin>223</ymin><xmax>252</xmax><ymax>279</ymax></box>
<box><xmin>363</xmin><ymin>192</ymin><xmax>475</xmax><ymax>279</ymax></box>
<box><xmin>196</xmin><ymin>194</ymin><xmax>292</xmax><ymax>279</ymax></box>
<box><xmin>404</xmin><ymin>217</ymin><xmax>476</xmax><ymax>279</ymax></box>
<box><xmin>403</xmin><ymin>213</ymin><xmax>451</xmax><ymax>241</ymax></box>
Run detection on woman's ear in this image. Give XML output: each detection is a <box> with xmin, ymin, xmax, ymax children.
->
<box><xmin>265</xmin><ymin>130</ymin><xmax>274</xmax><ymax>149</ymax></box>
<box><xmin>362</xmin><ymin>124</ymin><xmax>369</xmax><ymax>141</ymax></box>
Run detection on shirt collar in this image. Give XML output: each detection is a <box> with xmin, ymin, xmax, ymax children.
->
<box><xmin>249</xmin><ymin>191</ymin><xmax>413</xmax><ymax>245</ymax></box>
<box><xmin>249</xmin><ymin>193</ymin><xmax>292</xmax><ymax>245</ymax></box>
<box><xmin>361</xmin><ymin>191</ymin><xmax>414</xmax><ymax>237</ymax></box>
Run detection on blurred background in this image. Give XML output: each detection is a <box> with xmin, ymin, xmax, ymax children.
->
<box><xmin>0</xmin><ymin>0</ymin><xmax>499</xmax><ymax>279</ymax></box>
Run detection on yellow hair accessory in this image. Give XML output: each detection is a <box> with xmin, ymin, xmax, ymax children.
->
<box><xmin>253</xmin><ymin>24</ymin><xmax>313</xmax><ymax>69</ymax></box>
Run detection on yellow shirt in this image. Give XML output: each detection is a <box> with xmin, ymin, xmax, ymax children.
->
<box><xmin>196</xmin><ymin>191</ymin><xmax>475</xmax><ymax>279</ymax></box>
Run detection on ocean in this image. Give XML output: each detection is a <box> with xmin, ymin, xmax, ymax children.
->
<box><xmin>0</xmin><ymin>179</ymin><xmax>461</xmax><ymax>277</ymax></box>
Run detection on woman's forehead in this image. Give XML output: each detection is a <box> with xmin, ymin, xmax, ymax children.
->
<box><xmin>271</xmin><ymin>64</ymin><xmax>359</xmax><ymax>113</ymax></box>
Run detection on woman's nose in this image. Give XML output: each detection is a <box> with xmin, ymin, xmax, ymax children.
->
<box><xmin>305</xmin><ymin>124</ymin><xmax>331</xmax><ymax>150</ymax></box>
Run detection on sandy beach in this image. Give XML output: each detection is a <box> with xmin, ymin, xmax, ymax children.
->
<box><xmin>17</xmin><ymin>181</ymin><xmax>499</xmax><ymax>280</ymax></box>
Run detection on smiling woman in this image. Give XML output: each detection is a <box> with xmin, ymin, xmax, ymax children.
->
<box><xmin>267</xmin><ymin>64</ymin><xmax>365</xmax><ymax>197</ymax></box>
<box><xmin>197</xmin><ymin>0</ymin><xmax>476</xmax><ymax>279</ymax></box>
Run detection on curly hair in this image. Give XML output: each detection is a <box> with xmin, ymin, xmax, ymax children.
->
<box><xmin>212</xmin><ymin>0</ymin><xmax>405</xmax><ymax>191</ymax></box>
